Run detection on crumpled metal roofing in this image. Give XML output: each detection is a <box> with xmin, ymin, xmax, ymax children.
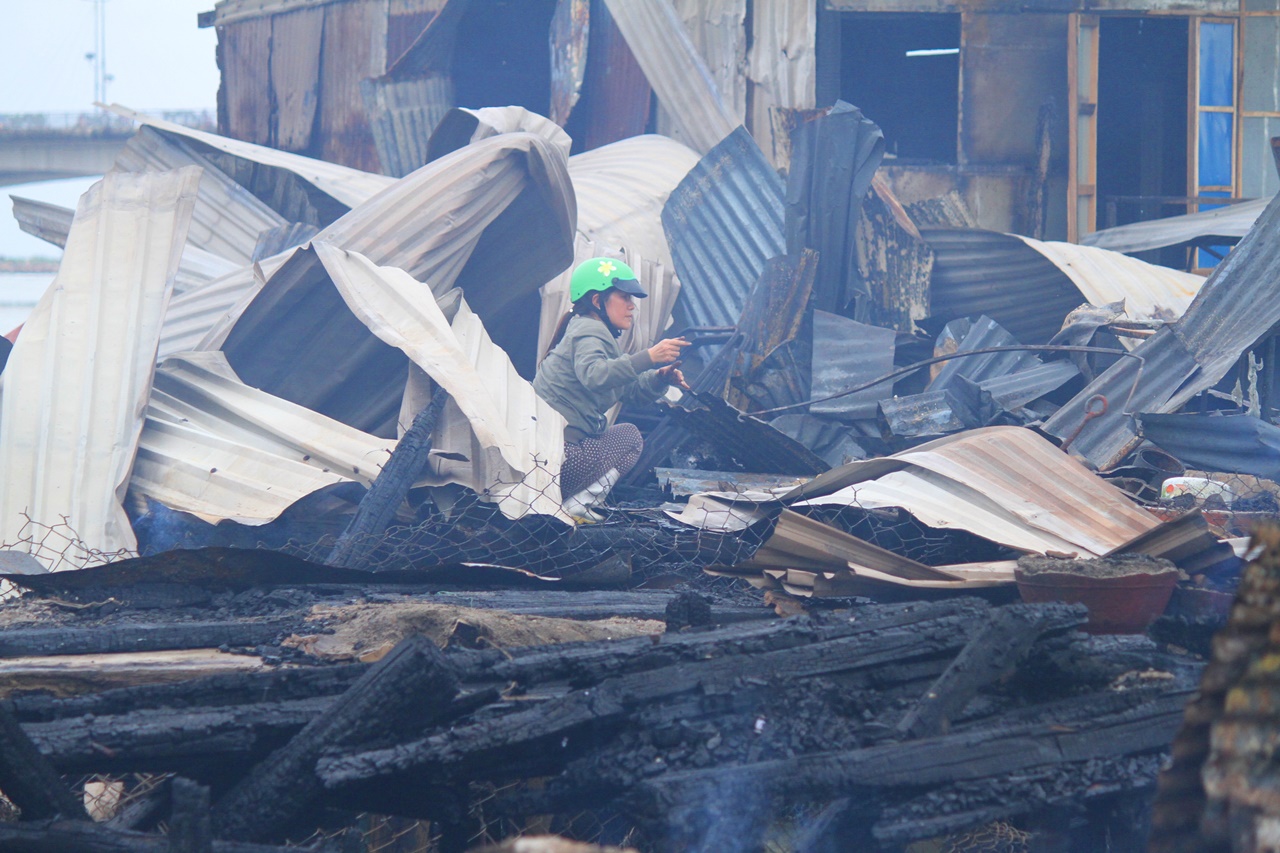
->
<box><xmin>662</xmin><ymin>126</ymin><xmax>785</xmax><ymax>330</ymax></box>
<box><xmin>808</xmin><ymin>311</ymin><xmax>896</xmax><ymax>419</ymax></box>
<box><xmin>922</xmin><ymin>227</ymin><xmax>1204</xmax><ymax>344</ymax></box>
<box><xmin>428</xmin><ymin>106</ymin><xmax>572</xmax><ymax>164</ymax></box>
<box><xmin>177</xmin><ymin>132</ymin><xmax>575</xmax><ymax>412</ymax></box>
<box><xmin>12</xmin><ymin>196</ymin><xmax>238</xmax><ymax>296</ymax></box>
<box><xmin>656</xmin><ymin>0</ymin><xmax>747</xmax><ymax>148</ymax></box>
<box><xmin>114</xmin><ymin>126</ymin><xmax>288</xmax><ymax>267</ymax></box>
<box><xmin>103</xmin><ymin>104</ymin><xmax>395</xmax><ymax>210</ymax></box>
<box><xmin>783</xmin><ymin>426</ymin><xmax>1161</xmax><ymax>556</ymax></box>
<box><xmin>570</xmin><ymin>134</ymin><xmax>699</xmax><ymax>270</ymax></box>
<box><xmin>1082</xmin><ymin>197</ymin><xmax>1270</xmax><ymax>254</ymax></box>
<box><xmin>0</xmin><ymin>168</ymin><xmax>201</xmax><ymax>566</ymax></box>
<box><xmin>600</xmin><ymin>0</ymin><xmax>738</xmax><ymax>155</ymax></box>
<box><xmin>362</xmin><ymin>75</ymin><xmax>455</xmax><ymax>179</ymax></box>
<box><xmin>316</xmin><ymin>243</ymin><xmax>568</xmax><ymax>521</ymax></box>
<box><xmin>1044</xmin><ymin>194</ymin><xmax>1280</xmax><ymax>469</ymax></box>
<box><xmin>133</xmin><ymin>351</ymin><xmax>395</xmax><ymax>525</ymax></box>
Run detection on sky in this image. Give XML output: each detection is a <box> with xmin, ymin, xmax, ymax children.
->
<box><xmin>0</xmin><ymin>0</ymin><xmax>220</xmax><ymax>258</ymax></box>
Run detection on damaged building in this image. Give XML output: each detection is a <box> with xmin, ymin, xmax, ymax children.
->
<box><xmin>5</xmin><ymin>0</ymin><xmax>1280</xmax><ymax>851</ymax></box>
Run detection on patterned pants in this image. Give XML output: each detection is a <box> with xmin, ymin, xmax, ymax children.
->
<box><xmin>561</xmin><ymin>423</ymin><xmax>644</xmax><ymax>497</ymax></box>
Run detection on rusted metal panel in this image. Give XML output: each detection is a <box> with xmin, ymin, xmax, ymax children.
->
<box><xmin>579</xmin><ymin>0</ymin><xmax>650</xmax><ymax>150</ymax></box>
<box><xmin>220</xmin><ymin>16</ymin><xmax>273</xmax><ymax>145</ymax></box>
<box><xmin>363</xmin><ymin>75</ymin><xmax>455</xmax><ymax>177</ymax></box>
<box><xmin>748</xmin><ymin>0</ymin><xmax>816</xmax><ymax>166</ymax></box>
<box><xmin>662</xmin><ymin>126</ymin><xmax>785</xmax><ymax>330</ymax></box>
<box><xmin>550</xmin><ymin>0</ymin><xmax>591</xmax><ymax>127</ymax></box>
<box><xmin>600</xmin><ymin>0</ymin><xmax>738</xmax><ymax>155</ymax></box>
<box><xmin>317</xmin><ymin>0</ymin><xmax>388</xmax><ymax>172</ymax></box>
<box><xmin>204</xmin><ymin>0</ymin><xmax>343</xmax><ymax>27</ymax></box>
<box><xmin>388</xmin><ymin>0</ymin><xmax>446</xmax><ymax>65</ymax></box>
<box><xmin>1045</xmin><ymin>193</ymin><xmax>1280</xmax><ymax>469</ymax></box>
<box><xmin>656</xmin><ymin>0</ymin><xmax>746</xmax><ymax>149</ymax></box>
<box><xmin>0</xmin><ymin>168</ymin><xmax>201</xmax><ymax>567</ymax></box>
<box><xmin>960</xmin><ymin>12</ymin><xmax>1068</xmax><ymax>176</ymax></box>
<box><xmin>269</xmin><ymin>6</ymin><xmax>325</xmax><ymax>151</ymax></box>
<box><xmin>857</xmin><ymin>176</ymin><xmax>934</xmax><ymax>332</ymax></box>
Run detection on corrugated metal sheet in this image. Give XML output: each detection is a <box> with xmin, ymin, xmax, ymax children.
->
<box><xmin>809</xmin><ymin>311</ymin><xmax>896</xmax><ymax>419</ymax></box>
<box><xmin>923</xmin><ymin>227</ymin><xmax>1204</xmax><ymax>344</ymax></box>
<box><xmin>785</xmin><ymin>102</ymin><xmax>885</xmax><ymax>318</ymax></box>
<box><xmin>784</xmin><ymin>426</ymin><xmax>1160</xmax><ymax>557</ymax></box>
<box><xmin>315</xmin><ymin>243</ymin><xmax>569</xmax><ymax>520</ymax></box>
<box><xmin>661</xmin><ymin>392</ymin><xmax>829</xmax><ymax>475</ymax></box>
<box><xmin>570</xmin><ymin>134</ymin><xmax>699</xmax><ymax>271</ymax></box>
<box><xmin>388</xmin><ymin>0</ymin><xmax>446</xmax><ymax>65</ymax></box>
<box><xmin>269</xmin><ymin>5</ymin><xmax>325</xmax><ymax>151</ymax></box>
<box><xmin>1083</xmin><ymin>197</ymin><xmax>1270</xmax><ymax>254</ymax></box>
<box><xmin>174</xmin><ymin>246</ymin><xmax>242</xmax><ymax>295</ymax></box>
<box><xmin>105</xmin><ymin>105</ymin><xmax>396</xmax><ymax>210</ymax></box>
<box><xmin>10</xmin><ymin>196</ymin><xmax>72</xmax><ymax>248</ymax></box>
<box><xmin>538</xmin><ymin>234</ymin><xmax>680</xmax><ymax>361</ymax></box>
<box><xmin>206</xmin><ymin>132</ymin><xmax>576</xmax><ymax>431</ymax></box>
<box><xmin>0</xmin><ymin>168</ymin><xmax>201</xmax><ymax>567</ymax></box>
<box><xmin>252</xmin><ymin>221</ymin><xmax>321</xmax><ymax>262</ymax></box>
<box><xmin>1045</xmin><ymin>194</ymin><xmax>1280</xmax><ymax>469</ymax></box>
<box><xmin>1138</xmin><ymin>413</ymin><xmax>1280</xmax><ymax>480</ymax></box>
<box><xmin>316</xmin><ymin>0</ymin><xmax>387</xmax><ymax>172</ymax></box>
<box><xmin>159</xmin><ymin>257</ymin><xmax>290</xmax><ymax>361</ymax></box>
<box><xmin>204</xmin><ymin>0</ymin><xmax>344</xmax><ymax>27</ymax></box>
<box><xmin>656</xmin><ymin>0</ymin><xmax>746</xmax><ymax>150</ymax></box>
<box><xmin>115</xmin><ymin>126</ymin><xmax>289</xmax><ymax>266</ymax></box>
<box><xmin>550</xmin><ymin>0</ymin><xmax>590</xmax><ymax>126</ymax></box>
<box><xmin>599</xmin><ymin>0</ymin><xmax>738</xmax><ymax>155</ymax></box>
<box><xmin>858</xmin><ymin>175</ymin><xmax>934</xmax><ymax>332</ymax></box>
<box><xmin>927</xmin><ymin>316</ymin><xmax>1040</xmax><ymax>395</ymax></box>
<box><xmin>132</xmin><ymin>351</ymin><xmax>395</xmax><ymax>524</ymax></box>
<box><xmin>428</xmin><ymin>107</ymin><xmax>573</xmax><ymax>164</ymax></box>
<box><xmin>362</xmin><ymin>75</ymin><xmax>455</xmax><ymax>177</ymax></box>
<box><xmin>975</xmin><ymin>360</ymin><xmax>1079</xmax><ymax>415</ymax></box>
<box><xmin>662</xmin><ymin>126</ymin><xmax>785</xmax><ymax>330</ymax></box>
<box><xmin>747</xmin><ymin>0</ymin><xmax>815</xmax><ymax>166</ymax></box>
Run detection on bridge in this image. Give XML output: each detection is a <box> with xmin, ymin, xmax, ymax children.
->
<box><xmin>0</xmin><ymin>110</ymin><xmax>216</xmax><ymax>187</ymax></box>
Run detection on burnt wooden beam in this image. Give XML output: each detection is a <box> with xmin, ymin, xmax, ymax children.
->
<box><xmin>895</xmin><ymin>603</ymin><xmax>1086</xmax><ymax>739</ymax></box>
<box><xmin>319</xmin><ymin>603</ymin><xmax>994</xmax><ymax>788</ymax></box>
<box><xmin>0</xmin><ymin>621</ymin><xmax>298</xmax><ymax>659</ymax></box>
<box><xmin>326</xmin><ymin>387</ymin><xmax>447</xmax><ymax>569</ymax></box>
<box><xmin>210</xmin><ymin>635</ymin><xmax>459</xmax><ymax>842</ymax></box>
<box><xmin>167</xmin><ymin>778</ymin><xmax>211</xmax><ymax>853</ymax></box>
<box><xmin>0</xmin><ymin>701</ymin><xmax>86</xmax><ymax>820</ymax></box>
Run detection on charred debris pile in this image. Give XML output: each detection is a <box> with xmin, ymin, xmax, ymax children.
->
<box><xmin>0</xmin><ymin>50</ymin><xmax>1279</xmax><ymax>853</ymax></box>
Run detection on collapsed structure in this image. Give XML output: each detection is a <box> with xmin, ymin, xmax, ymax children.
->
<box><xmin>5</xmin><ymin>0</ymin><xmax>1280</xmax><ymax>850</ymax></box>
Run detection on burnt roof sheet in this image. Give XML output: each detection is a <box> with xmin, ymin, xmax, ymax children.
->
<box><xmin>1139</xmin><ymin>413</ymin><xmax>1280</xmax><ymax>480</ymax></box>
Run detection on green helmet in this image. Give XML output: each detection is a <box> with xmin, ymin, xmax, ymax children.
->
<box><xmin>569</xmin><ymin>257</ymin><xmax>647</xmax><ymax>303</ymax></box>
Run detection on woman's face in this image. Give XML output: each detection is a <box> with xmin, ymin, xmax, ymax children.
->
<box><xmin>600</xmin><ymin>290</ymin><xmax>636</xmax><ymax>330</ymax></box>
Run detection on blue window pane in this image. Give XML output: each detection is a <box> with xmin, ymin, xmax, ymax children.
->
<box><xmin>1198</xmin><ymin>191</ymin><xmax>1230</xmax><ymax>268</ymax></box>
<box><xmin>1199</xmin><ymin>111</ymin><xmax>1234</xmax><ymax>187</ymax></box>
<box><xmin>1200</xmin><ymin>22</ymin><xmax>1236</xmax><ymax>107</ymax></box>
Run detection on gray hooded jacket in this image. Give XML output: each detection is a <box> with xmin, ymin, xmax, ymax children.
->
<box><xmin>533</xmin><ymin>315</ymin><xmax>667</xmax><ymax>442</ymax></box>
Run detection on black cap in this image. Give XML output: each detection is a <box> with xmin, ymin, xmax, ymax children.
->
<box><xmin>611</xmin><ymin>276</ymin><xmax>648</xmax><ymax>298</ymax></box>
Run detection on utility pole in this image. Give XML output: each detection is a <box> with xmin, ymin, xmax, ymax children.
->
<box><xmin>84</xmin><ymin>0</ymin><xmax>111</xmax><ymax>105</ymax></box>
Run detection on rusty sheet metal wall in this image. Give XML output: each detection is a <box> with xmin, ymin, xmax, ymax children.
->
<box><xmin>656</xmin><ymin>0</ymin><xmax>747</xmax><ymax>150</ymax></box>
<box><xmin>364</xmin><ymin>75</ymin><xmax>456</xmax><ymax>177</ymax></box>
<box><xmin>749</xmin><ymin>0</ymin><xmax>816</xmax><ymax>168</ymax></box>
<box><xmin>551</xmin><ymin>0</ymin><xmax>591</xmax><ymax>126</ymax></box>
<box><xmin>857</xmin><ymin>176</ymin><xmax>934</xmax><ymax>332</ymax></box>
<box><xmin>0</xmin><ymin>168</ymin><xmax>201</xmax><ymax>567</ymax></box>
<box><xmin>575</xmin><ymin>0</ymin><xmax>650</xmax><ymax>150</ymax></box>
<box><xmin>388</xmin><ymin>0</ymin><xmax>446</xmax><ymax>64</ymax></box>
<box><xmin>219</xmin><ymin>16</ymin><xmax>273</xmax><ymax>145</ymax></box>
<box><xmin>269</xmin><ymin>6</ymin><xmax>325</xmax><ymax>152</ymax></box>
<box><xmin>601</xmin><ymin>0</ymin><xmax>738</xmax><ymax>155</ymax></box>
<box><xmin>317</xmin><ymin>1</ymin><xmax>387</xmax><ymax>171</ymax></box>
<box><xmin>662</xmin><ymin>127</ymin><xmax>785</xmax><ymax>330</ymax></box>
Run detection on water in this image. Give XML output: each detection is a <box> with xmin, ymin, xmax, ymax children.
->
<box><xmin>0</xmin><ymin>271</ymin><xmax>54</xmax><ymax>335</ymax></box>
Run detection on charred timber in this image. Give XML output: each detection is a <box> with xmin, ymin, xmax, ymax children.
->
<box><xmin>0</xmin><ymin>620</ymin><xmax>299</xmax><ymax>659</ymax></box>
<box><xmin>0</xmin><ymin>819</ymin><xmax>315</xmax><ymax>853</ymax></box>
<box><xmin>210</xmin><ymin>635</ymin><xmax>459</xmax><ymax>842</ymax></box>
<box><xmin>0</xmin><ymin>701</ymin><xmax>86</xmax><ymax>820</ymax></box>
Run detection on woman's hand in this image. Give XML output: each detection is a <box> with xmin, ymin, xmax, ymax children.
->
<box><xmin>647</xmin><ymin>337</ymin><xmax>690</xmax><ymax>365</ymax></box>
<box><xmin>655</xmin><ymin>362</ymin><xmax>691</xmax><ymax>391</ymax></box>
